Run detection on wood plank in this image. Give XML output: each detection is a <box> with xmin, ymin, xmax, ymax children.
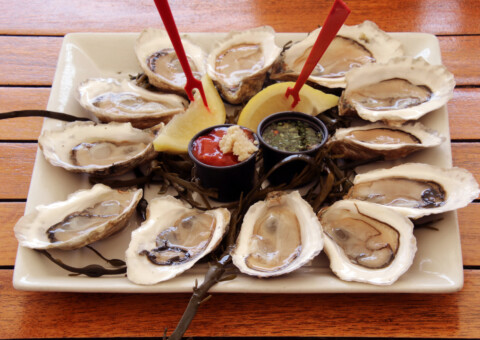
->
<box><xmin>3</xmin><ymin>201</ymin><xmax>480</xmax><ymax>267</ymax></box>
<box><xmin>458</xmin><ymin>204</ymin><xmax>480</xmax><ymax>266</ymax></box>
<box><xmin>0</xmin><ymin>86</ymin><xmax>478</xmax><ymax>141</ymax></box>
<box><xmin>452</xmin><ymin>143</ymin><xmax>480</xmax><ymax>186</ymax></box>
<box><xmin>0</xmin><ymin>37</ymin><xmax>62</xmax><ymax>86</ymax></box>
<box><xmin>448</xmin><ymin>88</ymin><xmax>480</xmax><ymax>141</ymax></box>
<box><xmin>1</xmin><ymin>269</ymin><xmax>479</xmax><ymax>338</ymax></box>
<box><xmin>0</xmin><ymin>142</ymin><xmax>478</xmax><ymax>199</ymax></box>
<box><xmin>0</xmin><ymin>203</ymin><xmax>24</xmax><ymax>266</ymax></box>
<box><xmin>0</xmin><ymin>143</ymin><xmax>37</xmax><ymax>199</ymax></box>
<box><xmin>0</xmin><ymin>87</ymin><xmax>49</xmax><ymax>140</ymax></box>
<box><xmin>0</xmin><ymin>0</ymin><xmax>480</xmax><ymax>35</ymax></box>
<box><xmin>1</xmin><ymin>35</ymin><xmax>479</xmax><ymax>87</ymax></box>
<box><xmin>439</xmin><ymin>36</ymin><xmax>480</xmax><ymax>86</ymax></box>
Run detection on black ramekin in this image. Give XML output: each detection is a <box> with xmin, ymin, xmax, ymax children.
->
<box><xmin>188</xmin><ymin>124</ymin><xmax>258</xmax><ymax>202</ymax></box>
<box><xmin>257</xmin><ymin>111</ymin><xmax>328</xmax><ymax>185</ymax></box>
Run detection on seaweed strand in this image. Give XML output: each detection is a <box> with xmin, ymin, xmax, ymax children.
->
<box><xmin>0</xmin><ymin>110</ymin><xmax>91</xmax><ymax>122</ymax></box>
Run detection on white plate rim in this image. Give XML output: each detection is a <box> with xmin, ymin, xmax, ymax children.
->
<box><xmin>12</xmin><ymin>31</ymin><xmax>463</xmax><ymax>293</ymax></box>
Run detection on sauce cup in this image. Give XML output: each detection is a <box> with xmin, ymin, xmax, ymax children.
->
<box><xmin>257</xmin><ymin>111</ymin><xmax>328</xmax><ymax>185</ymax></box>
<box><xmin>188</xmin><ymin>124</ymin><xmax>258</xmax><ymax>202</ymax></box>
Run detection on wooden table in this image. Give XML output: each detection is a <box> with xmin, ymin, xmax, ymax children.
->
<box><xmin>1</xmin><ymin>0</ymin><xmax>480</xmax><ymax>338</ymax></box>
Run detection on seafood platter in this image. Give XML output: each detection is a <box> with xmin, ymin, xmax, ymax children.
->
<box><xmin>12</xmin><ymin>21</ymin><xmax>479</xmax><ymax>293</ymax></box>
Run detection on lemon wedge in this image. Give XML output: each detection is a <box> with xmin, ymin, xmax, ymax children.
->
<box><xmin>237</xmin><ymin>82</ymin><xmax>339</xmax><ymax>131</ymax></box>
<box><xmin>153</xmin><ymin>75</ymin><xmax>226</xmax><ymax>153</ymax></box>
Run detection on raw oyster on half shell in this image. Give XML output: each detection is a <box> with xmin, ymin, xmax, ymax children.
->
<box><xmin>345</xmin><ymin>163</ymin><xmax>479</xmax><ymax>219</ymax></box>
<box><xmin>14</xmin><ymin>184</ymin><xmax>142</xmax><ymax>250</ymax></box>
<box><xmin>338</xmin><ymin>57</ymin><xmax>455</xmax><ymax>126</ymax></box>
<box><xmin>38</xmin><ymin>121</ymin><xmax>158</xmax><ymax>177</ymax></box>
<box><xmin>231</xmin><ymin>191</ymin><xmax>323</xmax><ymax>277</ymax></box>
<box><xmin>206</xmin><ymin>26</ymin><xmax>282</xmax><ymax>104</ymax></box>
<box><xmin>270</xmin><ymin>20</ymin><xmax>404</xmax><ymax>88</ymax></box>
<box><xmin>318</xmin><ymin>200</ymin><xmax>416</xmax><ymax>285</ymax></box>
<box><xmin>135</xmin><ymin>28</ymin><xmax>206</xmax><ymax>94</ymax></box>
<box><xmin>77</xmin><ymin>78</ymin><xmax>188</xmax><ymax>129</ymax></box>
<box><xmin>126</xmin><ymin>196</ymin><xmax>230</xmax><ymax>285</ymax></box>
<box><xmin>328</xmin><ymin>122</ymin><xmax>444</xmax><ymax>160</ymax></box>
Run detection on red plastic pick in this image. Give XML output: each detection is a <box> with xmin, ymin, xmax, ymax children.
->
<box><xmin>153</xmin><ymin>0</ymin><xmax>209</xmax><ymax>109</ymax></box>
<box><xmin>285</xmin><ymin>0</ymin><xmax>350</xmax><ymax>109</ymax></box>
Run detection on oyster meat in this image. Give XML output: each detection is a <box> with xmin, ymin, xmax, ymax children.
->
<box><xmin>318</xmin><ymin>200</ymin><xmax>416</xmax><ymax>285</ymax></box>
<box><xmin>270</xmin><ymin>21</ymin><xmax>404</xmax><ymax>88</ymax></box>
<box><xmin>135</xmin><ymin>28</ymin><xmax>206</xmax><ymax>94</ymax></box>
<box><xmin>77</xmin><ymin>78</ymin><xmax>188</xmax><ymax>129</ymax></box>
<box><xmin>328</xmin><ymin>122</ymin><xmax>444</xmax><ymax>160</ymax></box>
<box><xmin>231</xmin><ymin>191</ymin><xmax>323</xmax><ymax>277</ymax></box>
<box><xmin>39</xmin><ymin>121</ymin><xmax>158</xmax><ymax>176</ymax></box>
<box><xmin>126</xmin><ymin>196</ymin><xmax>230</xmax><ymax>285</ymax></box>
<box><xmin>345</xmin><ymin>163</ymin><xmax>479</xmax><ymax>218</ymax></box>
<box><xmin>14</xmin><ymin>184</ymin><xmax>142</xmax><ymax>250</ymax></box>
<box><xmin>206</xmin><ymin>26</ymin><xmax>282</xmax><ymax>104</ymax></box>
<box><xmin>338</xmin><ymin>57</ymin><xmax>455</xmax><ymax>126</ymax></box>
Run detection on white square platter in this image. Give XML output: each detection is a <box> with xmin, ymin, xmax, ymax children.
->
<box><xmin>12</xmin><ymin>31</ymin><xmax>463</xmax><ymax>293</ymax></box>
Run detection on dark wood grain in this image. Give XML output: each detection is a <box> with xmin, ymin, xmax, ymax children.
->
<box><xmin>1</xmin><ymin>270</ymin><xmax>479</xmax><ymax>338</ymax></box>
<box><xmin>1</xmin><ymin>0</ymin><xmax>479</xmax><ymax>35</ymax></box>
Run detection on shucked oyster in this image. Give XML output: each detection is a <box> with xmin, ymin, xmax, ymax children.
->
<box><xmin>126</xmin><ymin>196</ymin><xmax>230</xmax><ymax>285</ymax></box>
<box><xmin>318</xmin><ymin>200</ymin><xmax>416</xmax><ymax>285</ymax></box>
<box><xmin>206</xmin><ymin>26</ymin><xmax>282</xmax><ymax>104</ymax></box>
<box><xmin>231</xmin><ymin>191</ymin><xmax>323</xmax><ymax>277</ymax></box>
<box><xmin>77</xmin><ymin>78</ymin><xmax>188</xmax><ymax>129</ymax></box>
<box><xmin>345</xmin><ymin>163</ymin><xmax>479</xmax><ymax>219</ymax></box>
<box><xmin>135</xmin><ymin>28</ymin><xmax>206</xmax><ymax>94</ymax></box>
<box><xmin>270</xmin><ymin>21</ymin><xmax>404</xmax><ymax>88</ymax></box>
<box><xmin>339</xmin><ymin>57</ymin><xmax>455</xmax><ymax>126</ymax></box>
<box><xmin>38</xmin><ymin>121</ymin><xmax>157</xmax><ymax>177</ymax></box>
<box><xmin>14</xmin><ymin>184</ymin><xmax>142</xmax><ymax>250</ymax></box>
<box><xmin>328</xmin><ymin>122</ymin><xmax>444</xmax><ymax>160</ymax></box>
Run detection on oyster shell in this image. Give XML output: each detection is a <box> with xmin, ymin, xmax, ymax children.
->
<box><xmin>135</xmin><ymin>28</ymin><xmax>206</xmax><ymax>94</ymax></box>
<box><xmin>328</xmin><ymin>122</ymin><xmax>444</xmax><ymax>160</ymax></box>
<box><xmin>14</xmin><ymin>184</ymin><xmax>142</xmax><ymax>250</ymax></box>
<box><xmin>231</xmin><ymin>191</ymin><xmax>323</xmax><ymax>277</ymax></box>
<box><xmin>345</xmin><ymin>163</ymin><xmax>479</xmax><ymax>218</ymax></box>
<box><xmin>77</xmin><ymin>78</ymin><xmax>188</xmax><ymax>129</ymax></box>
<box><xmin>206</xmin><ymin>26</ymin><xmax>282</xmax><ymax>104</ymax></box>
<box><xmin>318</xmin><ymin>200</ymin><xmax>416</xmax><ymax>285</ymax></box>
<box><xmin>126</xmin><ymin>195</ymin><xmax>230</xmax><ymax>285</ymax></box>
<box><xmin>270</xmin><ymin>20</ymin><xmax>404</xmax><ymax>88</ymax></box>
<box><xmin>38</xmin><ymin>121</ymin><xmax>158</xmax><ymax>177</ymax></box>
<box><xmin>338</xmin><ymin>57</ymin><xmax>455</xmax><ymax>126</ymax></box>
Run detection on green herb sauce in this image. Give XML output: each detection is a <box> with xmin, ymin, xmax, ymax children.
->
<box><xmin>262</xmin><ymin>119</ymin><xmax>323</xmax><ymax>152</ymax></box>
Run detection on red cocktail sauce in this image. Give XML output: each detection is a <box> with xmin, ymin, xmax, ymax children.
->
<box><xmin>192</xmin><ymin>127</ymin><xmax>254</xmax><ymax>167</ymax></box>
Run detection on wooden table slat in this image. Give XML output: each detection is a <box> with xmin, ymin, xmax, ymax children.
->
<box><xmin>0</xmin><ymin>35</ymin><xmax>479</xmax><ymax>87</ymax></box>
<box><xmin>1</xmin><ymin>1</ymin><xmax>480</xmax><ymax>338</ymax></box>
<box><xmin>1</xmin><ymin>0</ymin><xmax>480</xmax><ymax>36</ymax></box>
<box><xmin>0</xmin><ymin>143</ymin><xmax>37</xmax><ymax>199</ymax></box>
<box><xmin>1</xmin><ymin>269</ymin><xmax>480</xmax><ymax>338</ymax></box>
<box><xmin>0</xmin><ymin>142</ymin><xmax>477</xmax><ymax>199</ymax></box>
<box><xmin>2</xmin><ymin>87</ymin><xmax>480</xmax><ymax>141</ymax></box>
